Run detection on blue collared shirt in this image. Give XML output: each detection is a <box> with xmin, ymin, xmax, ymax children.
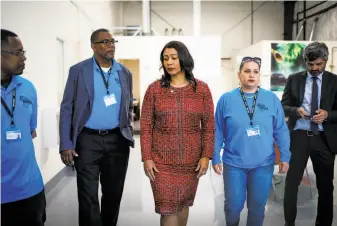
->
<box><xmin>85</xmin><ymin>57</ymin><xmax>122</xmax><ymax>130</ymax></box>
<box><xmin>1</xmin><ymin>75</ymin><xmax>44</xmax><ymax>203</ymax></box>
<box><xmin>294</xmin><ymin>72</ymin><xmax>323</xmax><ymax>131</ymax></box>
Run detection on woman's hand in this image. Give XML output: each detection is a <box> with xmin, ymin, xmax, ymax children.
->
<box><xmin>212</xmin><ymin>164</ymin><xmax>223</xmax><ymax>175</ymax></box>
<box><xmin>144</xmin><ymin>160</ymin><xmax>159</xmax><ymax>181</ymax></box>
<box><xmin>195</xmin><ymin>157</ymin><xmax>210</xmax><ymax>178</ymax></box>
<box><xmin>279</xmin><ymin>162</ymin><xmax>289</xmax><ymax>174</ymax></box>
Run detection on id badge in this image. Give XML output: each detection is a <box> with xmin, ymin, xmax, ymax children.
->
<box><xmin>6</xmin><ymin>128</ymin><xmax>22</xmax><ymax>140</ymax></box>
<box><xmin>104</xmin><ymin>94</ymin><xmax>117</xmax><ymax>107</ymax></box>
<box><xmin>246</xmin><ymin>125</ymin><xmax>260</xmax><ymax>137</ymax></box>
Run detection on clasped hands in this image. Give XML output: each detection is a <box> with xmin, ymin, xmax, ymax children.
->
<box><xmin>297</xmin><ymin>107</ymin><xmax>328</xmax><ymax>124</ymax></box>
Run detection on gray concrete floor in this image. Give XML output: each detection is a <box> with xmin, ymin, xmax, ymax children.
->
<box><xmin>45</xmin><ymin>136</ymin><xmax>337</xmax><ymax>226</ymax></box>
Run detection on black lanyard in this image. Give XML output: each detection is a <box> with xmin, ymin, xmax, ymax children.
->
<box><xmin>240</xmin><ymin>88</ymin><xmax>259</xmax><ymax>126</ymax></box>
<box><xmin>94</xmin><ymin>58</ymin><xmax>112</xmax><ymax>95</ymax></box>
<box><xmin>1</xmin><ymin>88</ymin><xmax>16</xmax><ymax>126</ymax></box>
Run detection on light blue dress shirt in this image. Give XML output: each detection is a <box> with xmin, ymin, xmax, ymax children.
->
<box><xmin>294</xmin><ymin>72</ymin><xmax>323</xmax><ymax>131</ymax></box>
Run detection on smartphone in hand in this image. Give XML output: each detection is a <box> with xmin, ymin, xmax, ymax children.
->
<box><xmin>303</xmin><ymin>115</ymin><xmax>312</xmax><ymax>119</ymax></box>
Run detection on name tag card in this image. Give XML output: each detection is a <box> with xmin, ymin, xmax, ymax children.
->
<box><xmin>104</xmin><ymin>94</ymin><xmax>117</xmax><ymax>107</ymax></box>
<box><xmin>246</xmin><ymin>125</ymin><xmax>260</xmax><ymax>137</ymax></box>
<box><xmin>6</xmin><ymin>129</ymin><xmax>22</xmax><ymax>140</ymax></box>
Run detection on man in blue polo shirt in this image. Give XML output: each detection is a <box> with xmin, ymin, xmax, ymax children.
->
<box><xmin>59</xmin><ymin>28</ymin><xmax>134</xmax><ymax>226</ymax></box>
<box><xmin>1</xmin><ymin>29</ymin><xmax>46</xmax><ymax>225</ymax></box>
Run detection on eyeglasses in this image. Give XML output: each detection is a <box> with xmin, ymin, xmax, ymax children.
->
<box><xmin>93</xmin><ymin>39</ymin><xmax>118</xmax><ymax>46</ymax></box>
<box><xmin>241</xmin><ymin>57</ymin><xmax>262</xmax><ymax>66</ymax></box>
<box><xmin>1</xmin><ymin>50</ymin><xmax>26</xmax><ymax>57</ymax></box>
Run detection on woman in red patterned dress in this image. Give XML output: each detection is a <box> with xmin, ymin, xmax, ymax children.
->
<box><xmin>140</xmin><ymin>41</ymin><xmax>215</xmax><ymax>226</ymax></box>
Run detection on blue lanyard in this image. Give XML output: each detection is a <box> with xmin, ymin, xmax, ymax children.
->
<box><xmin>94</xmin><ymin>58</ymin><xmax>112</xmax><ymax>95</ymax></box>
<box><xmin>240</xmin><ymin>88</ymin><xmax>259</xmax><ymax>126</ymax></box>
<box><xmin>1</xmin><ymin>88</ymin><xmax>16</xmax><ymax>126</ymax></box>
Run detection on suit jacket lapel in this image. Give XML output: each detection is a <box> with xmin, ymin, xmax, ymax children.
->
<box><xmin>82</xmin><ymin>59</ymin><xmax>94</xmax><ymax>105</ymax></box>
<box><xmin>299</xmin><ymin>71</ymin><xmax>307</xmax><ymax>105</ymax></box>
<box><xmin>320</xmin><ymin>71</ymin><xmax>330</xmax><ymax>109</ymax></box>
<box><xmin>118</xmin><ymin>68</ymin><xmax>127</xmax><ymax>125</ymax></box>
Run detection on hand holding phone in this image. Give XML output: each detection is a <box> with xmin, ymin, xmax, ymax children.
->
<box><xmin>297</xmin><ymin>107</ymin><xmax>310</xmax><ymax>119</ymax></box>
<box><xmin>303</xmin><ymin>114</ymin><xmax>312</xmax><ymax>119</ymax></box>
<box><xmin>311</xmin><ymin>109</ymin><xmax>328</xmax><ymax>124</ymax></box>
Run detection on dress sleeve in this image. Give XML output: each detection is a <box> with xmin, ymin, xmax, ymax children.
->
<box><xmin>140</xmin><ymin>84</ymin><xmax>155</xmax><ymax>161</ymax></box>
<box><xmin>201</xmin><ymin>83</ymin><xmax>215</xmax><ymax>159</ymax></box>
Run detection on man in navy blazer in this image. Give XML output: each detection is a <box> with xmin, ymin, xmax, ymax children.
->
<box><xmin>59</xmin><ymin>28</ymin><xmax>134</xmax><ymax>226</ymax></box>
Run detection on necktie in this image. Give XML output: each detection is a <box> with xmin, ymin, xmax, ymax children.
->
<box><xmin>310</xmin><ymin>76</ymin><xmax>318</xmax><ymax>133</ymax></box>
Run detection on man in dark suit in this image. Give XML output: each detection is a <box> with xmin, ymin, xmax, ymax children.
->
<box><xmin>281</xmin><ymin>41</ymin><xmax>337</xmax><ymax>226</ymax></box>
<box><xmin>59</xmin><ymin>28</ymin><xmax>134</xmax><ymax>226</ymax></box>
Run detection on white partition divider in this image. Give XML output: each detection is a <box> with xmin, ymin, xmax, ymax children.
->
<box><xmin>41</xmin><ymin>108</ymin><xmax>58</xmax><ymax>149</ymax></box>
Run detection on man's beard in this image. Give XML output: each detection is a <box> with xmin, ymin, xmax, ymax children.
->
<box><xmin>309</xmin><ymin>69</ymin><xmax>323</xmax><ymax>76</ymax></box>
<box><xmin>310</xmin><ymin>70</ymin><xmax>320</xmax><ymax>75</ymax></box>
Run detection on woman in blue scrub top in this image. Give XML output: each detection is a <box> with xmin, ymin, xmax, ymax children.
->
<box><xmin>212</xmin><ymin>57</ymin><xmax>291</xmax><ymax>226</ymax></box>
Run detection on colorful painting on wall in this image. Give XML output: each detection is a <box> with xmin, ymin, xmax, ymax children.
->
<box><xmin>270</xmin><ymin>43</ymin><xmax>307</xmax><ymax>91</ymax></box>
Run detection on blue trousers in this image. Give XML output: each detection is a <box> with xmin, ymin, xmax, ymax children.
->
<box><xmin>223</xmin><ymin>164</ymin><xmax>274</xmax><ymax>226</ymax></box>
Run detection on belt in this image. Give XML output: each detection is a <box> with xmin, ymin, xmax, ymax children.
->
<box><xmin>82</xmin><ymin>127</ymin><xmax>119</xmax><ymax>135</ymax></box>
<box><xmin>298</xmin><ymin>130</ymin><xmax>323</xmax><ymax>136</ymax></box>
